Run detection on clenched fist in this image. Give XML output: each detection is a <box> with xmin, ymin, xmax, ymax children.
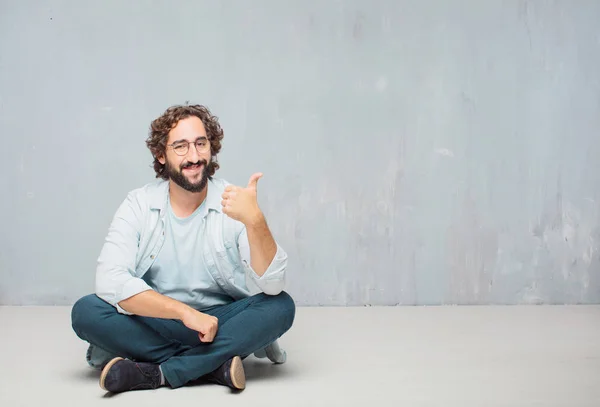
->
<box><xmin>221</xmin><ymin>173</ymin><xmax>264</xmax><ymax>226</ymax></box>
<box><xmin>181</xmin><ymin>308</ymin><xmax>219</xmax><ymax>343</ymax></box>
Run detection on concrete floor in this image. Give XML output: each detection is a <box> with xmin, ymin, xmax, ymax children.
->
<box><xmin>0</xmin><ymin>305</ymin><xmax>599</xmax><ymax>406</ymax></box>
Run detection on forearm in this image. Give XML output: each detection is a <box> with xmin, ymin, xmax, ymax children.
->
<box><xmin>118</xmin><ymin>289</ymin><xmax>194</xmax><ymax>320</ymax></box>
<box><xmin>245</xmin><ymin>212</ymin><xmax>277</xmax><ymax>277</ymax></box>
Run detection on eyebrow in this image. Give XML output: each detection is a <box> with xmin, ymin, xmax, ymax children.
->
<box><xmin>171</xmin><ymin>136</ymin><xmax>208</xmax><ymax>144</ymax></box>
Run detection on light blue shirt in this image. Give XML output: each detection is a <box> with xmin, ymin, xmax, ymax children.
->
<box><xmin>95</xmin><ymin>177</ymin><xmax>288</xmax><ymax>315</ymax></box>
<box><xmin>142</xmin><ymin>195</ymin><xmax>234</xmax><ymax>310</ymax></box>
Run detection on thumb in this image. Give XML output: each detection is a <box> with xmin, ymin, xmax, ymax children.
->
<box><xmin>247</xmin><ymin>172</ymin><xmax>263</xmax><ymax>190</ymax></box>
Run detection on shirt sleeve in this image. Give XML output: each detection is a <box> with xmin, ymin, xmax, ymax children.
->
<box><xmin>95</xmin><ymin>192</ymin><xmax>153</xmax><ymax>314</ymax></box>
<box><xmin>237</xmin><ymin>226</ymin><xmax>288</xmax><ymax>295</ymax></box>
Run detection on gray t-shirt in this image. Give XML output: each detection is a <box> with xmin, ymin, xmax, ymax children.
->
<box><xmin>142</xmin><ymin>196</ymin><xmax>233</xmax><ymax>310</ymax></box>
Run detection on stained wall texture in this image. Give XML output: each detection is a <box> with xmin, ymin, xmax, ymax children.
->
<box><xmin>1</xmin><ymin>1</ymin><xmax>599</xmax><ymax>305</ymax></box>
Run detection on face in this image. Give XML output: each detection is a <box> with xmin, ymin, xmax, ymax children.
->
<box><xmin>159</xmin><ymin>116</ymin><xmax>212</xmax><ymax>193</ymax></box>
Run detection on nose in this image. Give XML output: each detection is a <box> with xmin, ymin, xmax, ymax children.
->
<box><xmin>186</xmin><ymin>142</ymin><xmax>200</xmax><ymax>162</ymax></box>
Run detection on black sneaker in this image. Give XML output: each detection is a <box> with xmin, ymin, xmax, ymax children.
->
<box><xmin>100</xmin><ymin>357</ymin><xmax>162</xmax><ymax>393</ymax></box>
<box><xmin>205</xmin><ymin>355</ymin><xmax>246</xmax><ymax>390</ymax></box>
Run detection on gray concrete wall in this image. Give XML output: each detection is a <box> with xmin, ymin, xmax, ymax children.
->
<box><xmin>1</xmin><ymin>0</ymin><xmax>599</xmax><ymax>306</ymax></box>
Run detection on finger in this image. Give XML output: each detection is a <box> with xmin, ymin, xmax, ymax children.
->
<box><xmin>225</xmin><ymin>186</ymin><xmax>233</xmax><ymax>192</ymax></box>
<box><xmin>209</xmin><ymin>327</ymin><xmax>218</xmax><ymax>341</ymax></box>
<box><xmin>222</xmin><ymin>191</ymin><xmax>236</xmax><ymax>200</ymax></box>
<box><xmin>247</xmin><ymin>172</ymin><xmax>263</xmax><ymax>190</ymax></box>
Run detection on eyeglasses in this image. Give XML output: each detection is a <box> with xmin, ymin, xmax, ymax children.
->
<box><xmin>167</xmin><ymin>138</ymin><xmax>210</xmax><ymax>156</ymax></box>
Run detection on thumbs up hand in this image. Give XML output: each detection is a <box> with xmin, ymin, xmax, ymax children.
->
<box><xmin>221</xmin><ymin>172</ymin><xmax>264</xmax><ymax>226</ymax></box>
<box><xmin>246</xmin><ymin>172</ymin><xmax>262</xmax><ymax>191</ymax></box>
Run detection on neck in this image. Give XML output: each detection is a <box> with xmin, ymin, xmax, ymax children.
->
<box><xmin>168</xmin><ymin>180</ymin><xmax>207</xmax><ymax>218</ymax></box>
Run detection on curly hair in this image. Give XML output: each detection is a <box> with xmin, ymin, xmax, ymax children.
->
<box><xmin>145</xmin><ymin>104</ymin><xmax>224</xmax><ymax>180</ymax></box>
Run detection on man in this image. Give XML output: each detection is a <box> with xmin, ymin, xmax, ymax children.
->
<box><xmin>71</xmin><ymin>104</ymin><xmax>295</xmax><ymax>393</ymax></box>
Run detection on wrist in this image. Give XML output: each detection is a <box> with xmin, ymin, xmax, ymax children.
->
<box><xmin>244</xmin><ymin>209</ymin><xmax>265</xmax><ymax>228</ymax></box>
<box><xmin>173</xmin><ymin>302</ymin><xmax>195</xmax><ymax>321</ymax></box>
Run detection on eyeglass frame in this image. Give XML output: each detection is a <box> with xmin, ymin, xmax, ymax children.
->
<box><xmin>166</xmin><ymin>137</ymin><xmax>211</xmax><ymax>156</ymax></box>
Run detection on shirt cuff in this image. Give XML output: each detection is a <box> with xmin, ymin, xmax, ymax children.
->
<box><xmin>244</xmin><ymin>243</ymin><xmax>287</xmax><ymax>295</ymax></box>
<box><xmin>115</xmin><ymin>278</ymin><xmax>153</xmax><ymax>315</ymax></box>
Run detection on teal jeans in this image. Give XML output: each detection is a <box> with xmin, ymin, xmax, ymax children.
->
<box><xmin>71</xmin><ymin>292</ymin><xmax>295</xmax><ymax>388</ymax></box>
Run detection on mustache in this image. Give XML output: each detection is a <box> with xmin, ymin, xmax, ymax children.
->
<box><xmin>181</xmin><ymin>159</ymin><xmax>207</xmax><ymax>170</ymax></box>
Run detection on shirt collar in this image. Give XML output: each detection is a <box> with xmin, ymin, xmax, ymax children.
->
<box><xmin>204</xmin><ymin>178</ymin><xmax>222</xmax><ymax>213</ymax></box>
<box><xmin>149</xmin><ymin>178</ymin><xmax>222</xmax><ymax>214</ymax></box>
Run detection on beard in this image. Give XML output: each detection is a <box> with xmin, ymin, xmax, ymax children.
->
<box><xmin>165</xmin><ymin>157</ymin><xmax>210</xmax><ymax>193</ymax></box>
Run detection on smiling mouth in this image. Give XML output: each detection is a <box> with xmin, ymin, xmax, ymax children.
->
<box><xmin>183</xmin><ymin>163</ymin><xmax>202</xmax><ymax>173</ymax></box>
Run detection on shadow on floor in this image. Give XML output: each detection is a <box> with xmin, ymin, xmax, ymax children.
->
<box><xmin>242</xmin><ymin>358</ymin><xmax>294</xmax><ymax>382</ymax></box>
<box><xmin>68</xmin><ymin>356</ymin><xmax>295</xmax><ymax>387</ymax></box>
